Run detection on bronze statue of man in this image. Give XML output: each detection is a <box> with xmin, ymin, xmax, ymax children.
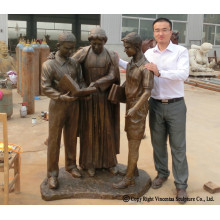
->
<box><xmin>73</xmin><ymin>27</ymin><xmax>120</xmax><ymax>177</ymax></box>
<box><xmin>41</xmin><ymin>32</ymin><xmax>87</xmax><ymax>189</ymax></box>
<box><xmin>113</xmin><ymin>32</ymin><xmax>154</xmax><ymax>189</ymax></box>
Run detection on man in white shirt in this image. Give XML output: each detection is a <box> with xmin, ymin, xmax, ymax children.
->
<box><xmin>145</xmin><ymin>17</ymin><xmax>189</xmax><ymax>204</ymax></box>
<box><xmin>119</xmin><ymin>17</ymin><xmax>189</xmax><ymax>204</ymax></box>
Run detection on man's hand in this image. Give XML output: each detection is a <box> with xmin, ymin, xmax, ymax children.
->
<box><xmin>145</xmin><ymin>62</ymin><xmax>160</xmax><ymax>77</ymax></box>
<box><xmin>59</xmin><ymin>92</ymin><xmax>78</xmax><ymax>102</ymax></box>
<box><xmin>125</xmin><ymin>107</ymin><xmax>136</xmax><ymax>118</ymax></box>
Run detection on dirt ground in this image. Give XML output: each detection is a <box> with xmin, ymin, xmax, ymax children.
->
<box><xmin>0</xmin><ymin>73</ymin><xmax>220</xmax><ymax>207</ymax></box>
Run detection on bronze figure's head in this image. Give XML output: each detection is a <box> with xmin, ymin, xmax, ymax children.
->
<box><xmin>122</xmin><ymin>32</ymin><xmax>142</xmax><ymax>57</ymax></box>
<box><xmin>88</xmin><ymin>27</ymin><xmax>108</xmax><ymax>55</ymax></box>
<box><xmin>57</xmin><ymin>32</ymin><xmax>76</xmax><ymax>59</ymax></box>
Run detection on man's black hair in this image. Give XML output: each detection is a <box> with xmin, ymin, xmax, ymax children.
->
<box><xmin>152</xmin><ymin>17</ymin><xmax>172</xmax><ymax>30</ymax></box>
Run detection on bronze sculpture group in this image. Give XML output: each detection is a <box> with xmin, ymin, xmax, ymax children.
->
<box><xmin>41</xmin><ymin>16</ymin><xmax>190</xmax><ymax>205</ymax></box>
<box><xmin>42</xmin><ymin>28</ymin><xmax>152</xmax><ymax>190</ymax></box>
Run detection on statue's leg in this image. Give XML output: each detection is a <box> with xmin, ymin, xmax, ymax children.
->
<box><xmin>47</xmin><ymin>100</ymin><xmax>65</xmax><ymax>179</ymax></box>
<box><xmin>63</xmin><ymin>102</ymin><xmax>79</xmax><ymax>171</ymax></box>
<box><xmin>112</xmin><ymin>139</ymin><xmax>141</xmax><ymax>189</ymax></box>
<box><xmin>126</xmin><ymin>139</ymin><xmax>141</xmax><ymax>179</ymax></box>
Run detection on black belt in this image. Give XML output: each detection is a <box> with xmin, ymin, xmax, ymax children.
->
<box><xmin>152</xmin><ymin>97</ymin><xmax>183</xmax><ymax>104</ymax></box>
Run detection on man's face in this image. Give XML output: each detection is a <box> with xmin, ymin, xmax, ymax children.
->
<box><xmin>90</xmin><ymin>39</ymin><xmax>105</xmax><ymax>55</ymax></box>
<box><xmin>58</xmin><ymin>41</ymin><xmax>75</xmax><ymax>59</ymax></box>
<box><xmin>123</xmin><ymin>42</ymin><xmax>136</xmax><ymax>57</ymax></box>
<box><xmin>153</xmin><ymin>21</ymin><xmax>172</xmax><ymax>45</ymax></box>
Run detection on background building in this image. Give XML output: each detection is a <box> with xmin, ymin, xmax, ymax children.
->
<box><xmin>0</xmin><ymin>14</ymin><xmax>219</xmax><ymax>60</ymax></box>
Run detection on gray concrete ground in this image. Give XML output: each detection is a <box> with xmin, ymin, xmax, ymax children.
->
<box><xmin>0</xmin><ymin>73</ymin><xmax>220</xmax><ymax>206</ymax></box>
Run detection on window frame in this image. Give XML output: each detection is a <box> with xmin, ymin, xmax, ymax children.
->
<box><xmin>202</xmin><ymin>22</ymin><xmax>220</xmax><ymax>46</ymax></box>
<box><xmin>121</xmin><ymin>14</ymin><xmax>188</xmax><ymax>45</ymax></box>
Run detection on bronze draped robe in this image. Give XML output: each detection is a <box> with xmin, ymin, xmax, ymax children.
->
<box><xmin>73</xmin><ymin>46</ymin><xmax>120</xmax><ymax>169</ymax></box>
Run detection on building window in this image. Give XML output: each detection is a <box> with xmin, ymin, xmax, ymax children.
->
<box><xmin>121</xmin><ymin>14</ymin><xmax>188</xmax><ymax>44</ymax></box>
<box><xmin>37</xmin><ymin>22</ymin><xmax>72</xmax><ymax>51</ymax></box>
<box><xmin>123</xmin><ymin>14</ymin><xmax>156</xmax><ymax>19</ymax></box>
<box><xmin>216</xmin><ymin>26</ymin><xmax>220</xmax><ymax>45</ymax></box>
<box><xmin>157</xmin><ymin>14</ymin><xmax>187</xmax><ymax>21</ymax></box>
<box><xmin>173</xmin><ymin>22</ymin><xmax>186</xmax><ymax>43</ymax></box>
<box><xmin>203</xmin><ymin>14</ymin><xmax>220</xmax><ymax>25</ymax></box>
<box><xmin>37</xmin><ymin>22</ymin><xmax>72</xmax><ymax>41</ymax></box>
<box><xmin>203</xmin><ymin>15</ymin><xmax>220</xmax><ymax>45</ymax></box>
<box><xmin>81</xmin><ymin>24</ymin><xmax>100</xmax><ymax>41</ymax></box>
<box><xmin>8</xmin><ymin>20</ymin><xmax>27</xmax><ymax>52</ymax></box>
<box><xmin>8</xmin><ymin>20</ymin><xmax>27</xmax><ymax>40</ymax></box>
<box><xmin>122</xmin><ymin>18</ymin><xmax>139</xmax><ymax>38</ymax></box>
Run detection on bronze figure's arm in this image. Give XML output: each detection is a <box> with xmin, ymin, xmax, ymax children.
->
<box><xmin>126</xmin><ymin>88</ymin><xmax>151</xmax><ymax>118</ymax></box>
<box><xmin>41</xmin><ymin>61</ymin><xmax>62</xmax><ymax>100</ymax></box>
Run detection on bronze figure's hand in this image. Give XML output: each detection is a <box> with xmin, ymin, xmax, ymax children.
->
<box><xmin>89</xmin><ymin>82</ymin><xmax>98</xmax><ymax>88</ymax></box>
<box><xmin>48</xmin><ymin>52</ymin><xmax>56</xmax><ymax>60</ymax></box>
<box><xmin>60</xmin><ymin>92</ymin><xmax>78</xmax><ymax>102</ymax></box>
<box><xmin>125</xmin><ymin>107</ymin><xmax>136</xmax><ymax>118</ymax></box>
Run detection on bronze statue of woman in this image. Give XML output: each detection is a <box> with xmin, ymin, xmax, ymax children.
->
<box><xmin>73</xmin><ymin>27</ymin><xmax>120</xmax><ymax>177</ymax></box>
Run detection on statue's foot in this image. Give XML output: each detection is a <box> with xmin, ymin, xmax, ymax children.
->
<box><xmin>118</xmin><ymin>167</ymin><xmax>139</xmax><ymax>177</ymax></box>
<box><xmin>109</xmin><ymin>166</ymin><xmax>119</xmax><ymax>175</ymax></box>
<box><xmin>48</xmin><ymin>176</ymin><xmax>59</xmax><ymax>189</ymax></box>
<box><xmin>88</xmin><ymin>168</ymin><xmax>95</xmax><ymax>177</ymax></box>
<box><xmin>67</xmin><ymin>167</ymin><xmax>82</xmax><ymax>178</ymax></box>
<box><xmin>112</xmin><ymin>176</ymin><xmax>135</xmax><ymax>189</ymax></box>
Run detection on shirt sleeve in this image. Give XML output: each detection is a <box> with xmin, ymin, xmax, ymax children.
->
<box><xmin>119</xmin><ymin>58</ymin><xmax>128</xmax><ymax>70</ymax></box>
<box><xmin>41</xmin><ymin>61</ymin><xmax>61</xmax><ymax>100</ymax></box>
<box><xmin>142</xmin><ymin>68</ymin><xmax>154</xmax><ymax>90</ymax></box>
<box><xmin>159</xmin><ymin>48</ymin><xmax>189</xmax><ymax>81</ymax></box>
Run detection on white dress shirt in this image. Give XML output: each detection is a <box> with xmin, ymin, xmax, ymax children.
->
<box><xmin>144</xmin><ymin>41</ymin><xmax>189</xmax><ymax>99</ymax></box>
<box><xmin>119</xmin><ymin>58</ymin><xmax>128</xmax><ymax>70</ymax></box>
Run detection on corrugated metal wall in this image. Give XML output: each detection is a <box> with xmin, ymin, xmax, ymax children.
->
<box><xmin>186</xmin><ymin>14</ymin><xmax>203</xmax><ymax>47</ymax></box>
<box><xmin>0</xmin><ymin>14</ymin><xmax>8</xmax><ymax>43</ymax></box>
<box><xmin>101</xmin><ymin>14</ymin><xmax>122</xmax><ymax>45</ymax></box>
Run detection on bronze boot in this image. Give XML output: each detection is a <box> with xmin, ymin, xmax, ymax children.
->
<box><xmin>67</xmin><ymin>166</ymin><xmax>82</xmax><ymax>178</ymax></box>
<box><xmin>87</xmin><ymin>168</ymin><xmax>95</xmax><ymax>177</ymax></box>
<box><xmin>109</xmin><ymin>166</ymin><xmax>119</xmax><ymax>175</ymax></box>
<box><xmin>48</xmin><ymin>176</ymin><xmax>58</xmax><ymax>189</ymax></box>
<box><xmin>112</xmin><ymin>176</ymin><xmax>135</xmax><ymax>189</ymax></box>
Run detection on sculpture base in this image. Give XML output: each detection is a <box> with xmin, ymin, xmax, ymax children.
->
<box><xmin>40</xmin><ymin>165</ymin><xmax>151</xmax><ymax>201</ymax></box>
<box><xmin>189</xmin><ymin>70</ymin><xmax>220</xmax><ymax>77</ymax></box>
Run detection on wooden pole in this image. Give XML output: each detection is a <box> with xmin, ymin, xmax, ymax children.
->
<box><xmin>0</xmin><ymin>113</ymin><xmax>9</xmax><ymax>205</ymax></box>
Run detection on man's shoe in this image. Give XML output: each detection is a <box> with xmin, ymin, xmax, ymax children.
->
<box><xmin>109</xmin><ymin>166</ymin><xmax>119</xmax><ymax>175</ymax></box>
<box><xmin>112</xmin><ymin>177</ymin><xmax>135</xmax><ymax>189</ymax></box>
<box><xmin>88</xmin><ymin>168</ymin><xmax>95</xmax><ymax>177</ymax></box>
<box><xmin>48</xmin><ymin>177</ymin><xmax>58</xmax><ymax>189</ymax></box>
<box><xmin>118</xmin><ymin>167</ymin><xmax>139</xmax><ymax>177</ymax></box>
<box><xmin>151</xmin><ymin>176</ymin><xmax>168</xmax><ymax>189</ymax></box>
<box><xmin>68</xmin><ymin>167</ymin><xmax>81</xmax><ymax>178</ymax></box>
<box><xmin>176</xmin><ymin>188</ymin><xmax>187</xmax><ymax>204</ymax></box>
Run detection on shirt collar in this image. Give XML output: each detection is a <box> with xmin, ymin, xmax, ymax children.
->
<box><xmin>130</xmin><ymin>54</ymin><xmax>146</xmax><ymax>67</ymax></box>
<box><xmin>55</xmin><ymin>51</ymin><xmax>70</xmax><ymax>66</ymax></box>
<box><xmin>153</xmin><ymin>41</ymin><xmax>174</xmax><ymax>53</ymax></box>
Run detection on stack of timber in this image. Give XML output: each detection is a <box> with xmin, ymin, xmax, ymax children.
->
<box><xmin>185</xmin><ymin>77</ymin><xmax>220</xmax><ymax>92</ymax></box>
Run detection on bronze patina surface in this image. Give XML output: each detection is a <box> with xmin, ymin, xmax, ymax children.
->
<box><xmin>73</xmin><ymin>27</ymin><xmax>120</xmax><ymax>177</ymax></box>
<box><xmin>40</xmin><ymin>165</ymin><xmax>151</xmax><ymax>201</ymax></box>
